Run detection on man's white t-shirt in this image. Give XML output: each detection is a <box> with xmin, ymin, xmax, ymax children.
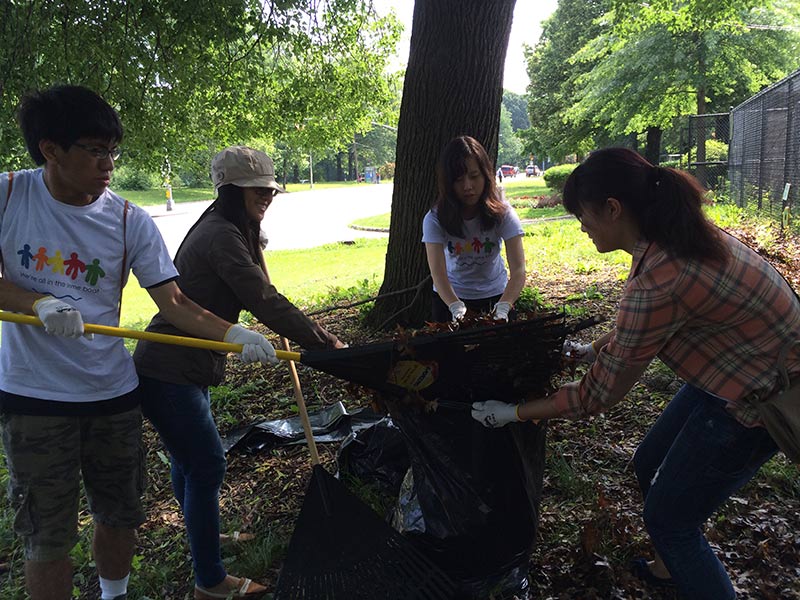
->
<box><xmin>421</xmin><ymin>203</ymin><xmax>524</xmax><ymax>299</ymax></box>
<box><xmin>0</xmin><ymin>169</ymin><xmax>178</xmax><ymax>402</ymax></box>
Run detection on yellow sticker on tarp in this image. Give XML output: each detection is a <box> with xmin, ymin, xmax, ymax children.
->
<box><xmin>387</xmin><ymin>360</ymin><xmax>438</xmax><ymax>391</ymax></box>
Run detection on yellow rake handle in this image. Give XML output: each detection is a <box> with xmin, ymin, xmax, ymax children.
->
<box><xmin>0</xmin><ymin>311</ymin><xmax>301</xmax><ymax>362</ymax></box>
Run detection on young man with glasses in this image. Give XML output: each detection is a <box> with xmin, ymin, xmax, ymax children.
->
<box><xmin>0</xmin><ymin>85</ymin><xmax>279</xmax><ymax>600</ymax></box>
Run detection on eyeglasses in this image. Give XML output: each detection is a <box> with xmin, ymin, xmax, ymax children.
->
<box><xmin>72</xmin><ymin>142</ymin><xmax>122</xmax><ymax>161</ymax></box>
<box><xmin>251</xmin><ymin>188</ymin><xmax>276</xmax><ymax>199</ymax></box>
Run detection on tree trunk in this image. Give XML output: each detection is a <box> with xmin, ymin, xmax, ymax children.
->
<box><xmin>336</xmin><ymin>151</ymin><xmax>344</xmax><ymax>181</ymax></box>
<box><xmin>353</xmin><ymin>133</ymin><xmax>359</xmax><ymax>181</ymax></box>
<box><xmin>695</xmin><ymin>31</ymin><xmax>708</xmax><ymax>187</ymax></box>
<box><xmin>366</xmin><ymin>0</ymin><xmax>516</xmax><ymax>329</ymax></box>
<box><xmin>644</xmin><ymin>126</ymin><xmax>662</xmax><ymax>165</ymax></box>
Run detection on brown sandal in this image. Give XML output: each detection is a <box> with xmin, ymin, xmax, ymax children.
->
<box><xmin>194</xmin><ymin>576</ymin><xmax>267</xmax><ymax>599</ymax></box>
<box><xmin>219</xmin><ymin>530</ymin><xmax>256</xmax><ymax>545</ymax></box>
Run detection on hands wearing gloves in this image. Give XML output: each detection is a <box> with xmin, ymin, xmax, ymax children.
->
<box><xmin>33</xmin><ymin>297</ymin><xmax>91</xmax><ymax>339</ymax></box>
<box><xmin>493</xmin><ymin>301</ymin><xmax>512</xmax><ymax>321</ymax></box>
<box><xmin>562</xmin><ymin>339</ymin><xmax>597</xmax><ymax>364</ymax></box>
<box><xmin>448</xmin><ymin>300</ymin><xmax>467</xmax><ymax>322</ymax></box>
<box><xmin>471</xmin><ymin>400</ymin><xmax>521</xmax><ymax>428</ymax></box>
<box><xmin>224</xmin><ymin>324</ymin><xmax>279</xmax><ymax>366</ymax></box>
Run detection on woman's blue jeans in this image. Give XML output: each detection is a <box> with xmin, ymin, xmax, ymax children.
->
<box><xmin>139</xmin><ymin>376</ymin><xmax>228</xmax><ymax>588</ymax></box>
<box><xmin>633</xmin><ymin>384</ymin><xmax>777</xmax><ymax>599</ymax></box>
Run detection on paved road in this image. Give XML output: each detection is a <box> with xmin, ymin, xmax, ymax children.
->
<box><xmin>145</xmin><ymin>183</ymin><xmax>392</xmax><ymax>257</ymax></box>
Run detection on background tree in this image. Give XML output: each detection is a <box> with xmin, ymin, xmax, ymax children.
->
<box><xmin>502</xmin><ymin>90</ymin><xmax>531</xmax><ymax>131</ymax></box>
<box><xmin>497</xmin><ymin>105</ymin><xmax>524</xmax><ymax>167</ymax></box>
<box><xmin>567</xmin><ymin>0</ymin><xmax>800</xmax><ymax>165</ymax></box>
<box><xmin>498</xmin><ymin>90</ymin><xmax>529</xmax><ymax>167</ymax></box>
<box><xmin>0</xmin><ymin>0</ymin><xmax>400</xmax><ymax>173</ymax></box>
<box><xmin>520</xmin><ymin>0</ymin><xmax>611</xmax><ymax>163</ymax></box>
<box><xmin>367</xmin><ymin>0</ymin><xmax>517</xmax><ymax>328</ymax></box>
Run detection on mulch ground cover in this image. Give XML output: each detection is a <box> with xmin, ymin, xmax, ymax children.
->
<box><xmin>132</xmin><ymin>221</ymin><xmax>800</xmax><ymax>600</ymax></box>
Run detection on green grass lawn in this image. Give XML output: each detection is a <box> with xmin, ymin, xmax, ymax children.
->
<box><xmin>118</xmin><ymin>187</ymin><xmax>216</xmax><ymax>207</ymax></box>
<box><xmin>115</xmin><ymin>202</ymin><xmax>740</xmax><ymax>335</ymax></box>
<box><xmin>502</xmin><ymin>176</ymin><xmax>551</xmax><ymax>199</ymax></box>
<box><xmin>120</xmin><ymin>238</ymin><xmax>388</xmax><ymax>332</ymax></box>
<box><xmin>116</xmin><ymin>180</ymin><xmax>390</xmax><ymax>207</ymax></box>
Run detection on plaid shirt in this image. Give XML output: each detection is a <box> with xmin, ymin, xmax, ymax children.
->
<box><xmin>551</xmin><ymin>233</ymin><xmax>800</xmax><ymax>426</ymax></box>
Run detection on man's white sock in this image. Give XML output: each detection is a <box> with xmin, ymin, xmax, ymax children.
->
<box><xmin>99</xmin><ymin>574</ymin><xmax>130</xmax><ymax>599</ymax></box>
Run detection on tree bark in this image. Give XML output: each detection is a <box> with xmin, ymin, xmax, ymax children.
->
<box><xmin>695</xmin><ymin>31</ymin><xmax>708</xmax><ymax>187</ymax></box>
<box><xmin>366</xmin><ymin>0</ymin><xmax>516</xmax><ymax>329</ymax></box>
<box><xmin>644</xmin><ymin>127</ymin><xmax>662</xmax><ymax>165</ymax></box>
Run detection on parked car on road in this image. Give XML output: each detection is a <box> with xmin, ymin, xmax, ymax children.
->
<box><xmin>500</xmin><ymin>164</ymin><xmax>517</xmax><ymax>178</ymax></box>
<box><xmin>525</xmin><ymin>164</ymin><xmax>541</xmax><ymax>177</ymax></box>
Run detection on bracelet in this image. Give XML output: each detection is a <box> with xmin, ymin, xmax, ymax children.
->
<box><xmin>514</xmin><ymin>404</ymin><xmax>522</xmax><ymax>422</ymax></box>
<box><xmin>591</xmin><ymin>340</ymin><xmax>598</xmax><ymax>353</ymax></box>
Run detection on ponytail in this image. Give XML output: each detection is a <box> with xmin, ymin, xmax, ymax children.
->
<box><xmin>563</xmin><ymin>148</ymin><xmax>728</xmax><ymax>263</ymax></box>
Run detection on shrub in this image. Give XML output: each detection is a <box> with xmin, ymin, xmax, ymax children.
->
<box><xmin>705</xmin><ymin>139</ymin><xmax>728</xmax><ymax>163</ymax></box>
<box><xmin>543</xmin><ymin>164</ymin><xmax>578</xmax><ymax>193</ymax></box>
<box><xmin>113</xmin><ymin>166</ymin><xmax>159</xmax><ymax>190</ymax></box>
<box><xmin>378</xmin><ymin>162</ymin><xmax>395</xmax><ymax>180</ymax></box>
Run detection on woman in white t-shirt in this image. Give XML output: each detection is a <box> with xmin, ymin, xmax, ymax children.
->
<box><xmin>422</xmin><ymin>136</ymin><xmax>526</xmax><ymax>322</ymax></box>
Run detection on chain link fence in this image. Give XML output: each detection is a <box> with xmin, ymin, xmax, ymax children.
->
<box><xmin>728</xmin><ymin>68</ymin><xmax>800</xmax><ymax>229</ymax></box>
<box><xmin>684</xmin><ymin>113</ymin><xmax>730</xmax><ymax>193</ymax></box>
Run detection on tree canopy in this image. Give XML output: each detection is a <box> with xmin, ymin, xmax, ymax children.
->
<box><xmin>0</xmin><ymin>0</ymin><xmax>401</xmax><ymax>171</ymax></box>
<box><xmin>523</xmin><ymin>0</ymin><xmax>800</xmax><ymax>161</ymax></box>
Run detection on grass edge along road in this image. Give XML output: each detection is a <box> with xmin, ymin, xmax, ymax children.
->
<box><xmin>118</xmin><ymin>179</ymin><xmax>388</xmax><ymax>207</ymax></box>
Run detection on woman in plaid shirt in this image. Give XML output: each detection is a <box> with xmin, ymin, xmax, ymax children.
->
<box><xmin>472</xmin><ymin>147</ymin><xmax>799</xmax><ymax>599</ymax></box>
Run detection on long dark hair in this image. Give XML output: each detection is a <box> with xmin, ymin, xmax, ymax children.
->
<box><xmin>563</xmin><ymin>147</ymin><xmax>728</xmax><ymax>262</ymax></box>
<box><xmin>434</xmin><ymin>135</ymin><xmax>506</xmax><ymax>238</ymax></box>
<box><xmin>175</xmin><ymin>184</ymin><xmax>267</xmax><ymax>273</ymax></box>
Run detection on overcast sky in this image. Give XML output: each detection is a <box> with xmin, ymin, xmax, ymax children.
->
<box><xmin>372</xmin><ymin>0</ymin><xmax>559</xmax><ymax>94</ymax></box>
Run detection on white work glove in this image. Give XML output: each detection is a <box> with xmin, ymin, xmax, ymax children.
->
<box><xmin>448</xmin><ymin>300</ymin><xmax>467</xmax><ymax>322</ymax></box>
<box><xmin>224</xmin><ymin>324</ymin><xmax>279</xmax><ymax>366</ymax></box>
<box><xmin>471</xmin><ymin>400</ymin><xmax>521</xmax><ymax>429</ymax></box>
<box><xmin>562</xmin><ymin>340</ymin><xmax>597</xmax><ymax>363</ymax></box>
<box><xmin>32</xmin><ymin>297</ymin><xmax>90</xmax><ymax>339</ymax></box>
<box><xmin>493</xmin><ymin>301</ymin><xmax>512</xmax><ymax>321</ymax></box>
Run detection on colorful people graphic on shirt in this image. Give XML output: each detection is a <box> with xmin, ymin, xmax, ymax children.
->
<box><xmin>85</xmin><ymin>259</ymin><xmax>106</xmax><ymax>285</ymax></box>
<box><xmin>447</xmin><ymin>237</ymin><xmax>498</xmax><ymax>256</ymax></box>
<box><xmin>14</xmin><ymin>243</ymin><xmax>106</xmax><ymax>288</ymax></box>
<box><xmin>65</xmin><ymin>252</ymin><xmax>86</xmax><ymax>281</ymax></box>
<box><xmin>33</xmin><ymin>247</ymin><xmax>49</xmax><ymax>271</ymax></box>
<box><xmin>17</xmin><ymin>244</ymin><xmax>33</xmax><ymax>269</ymax></box>
<box><xmin>49</xmin><ymin>250</ymin><xmax>65</xmax><ymax>274</ymax></box>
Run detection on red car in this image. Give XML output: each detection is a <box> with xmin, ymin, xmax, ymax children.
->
<box><xmin>500</xmin><ymin>165</ymin><xmax>517</xmax><ymax>178</ymax></box>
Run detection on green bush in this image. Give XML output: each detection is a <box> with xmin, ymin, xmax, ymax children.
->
<box><xmin>112</xmin><ymin>166</ymin><xmax>159</xmax><ymax>190</ymax></box>
<box><xmin>542</xmin><ymin>164</ymin><xmax>578</xmax><ymax>193</ymax></box>
<box><xmin>378</xmin><ymin>162</ymin><xmax>395</xmax><ymax>180</ymax></box>
<box><xmin>705</xmin><ymin>139</ymin><xmax>728</xmax><ymax>162</ymax></box>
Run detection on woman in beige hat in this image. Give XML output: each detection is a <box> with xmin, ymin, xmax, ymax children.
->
<box><xmin>134</xmin><ymin>146</ymin><xmax>345</xmax><ymax>599</ymax></box>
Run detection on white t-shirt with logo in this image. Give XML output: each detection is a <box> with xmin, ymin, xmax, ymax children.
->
<box><xmin>421</xmin><ymin>203</ymin><xmax>524</xmax><ymax>299</ymax></box>
<box><xmin>0</xmin><ymin>169</ymin><xmax>178</xmax><ymax>402</ymax></box>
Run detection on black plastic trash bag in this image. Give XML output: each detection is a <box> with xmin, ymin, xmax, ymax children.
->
<box><xmin>337</xmin><ymin>416</ymin><xmax>410</xmax><ymax>498</ymax></box>
<box><xmin>390</xmin><ymin>404</ymin><xmax>546</xmax><ymax>600</ymax></box>
<box><xmin>221</xmin><ymin>401</ymin><xmax>385</xmax><ymax>454</ymax></box>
